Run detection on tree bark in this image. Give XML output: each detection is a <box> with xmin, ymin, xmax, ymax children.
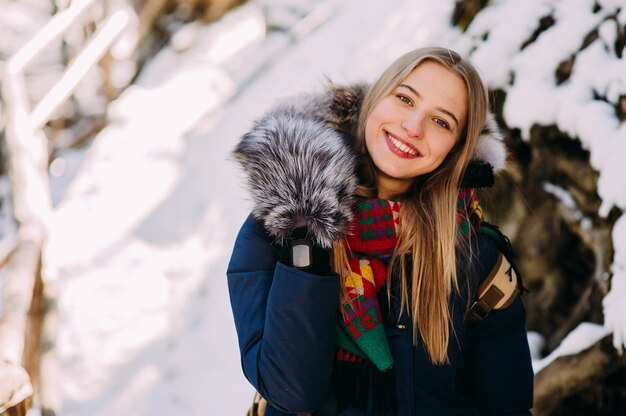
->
<box><xmin>534</xmin><ymin>334</ymin><xmax>626</xmax><ymax>416</ymax></box>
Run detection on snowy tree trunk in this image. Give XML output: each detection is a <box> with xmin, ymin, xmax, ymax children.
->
<box><xmin>453</xmin><ymin>0</ymin><xmax>626</xmax><ymax>413</ymax></box>
<box><xmin>534</xmin><ymin>334</ymin><xmax>625</xmax><ymax>416</ymax></box>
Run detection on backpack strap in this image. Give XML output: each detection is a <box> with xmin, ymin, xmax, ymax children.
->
<box><xmin>465</xmin><ymin>223</ymin><xmax>526</xmax><ymax>325</ymax></box>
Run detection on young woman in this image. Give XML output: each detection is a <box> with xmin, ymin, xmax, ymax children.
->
<box><xmin>228</xmin><ymin>47</ymin><xmax>534</xmax><ymax>415</ymax></box>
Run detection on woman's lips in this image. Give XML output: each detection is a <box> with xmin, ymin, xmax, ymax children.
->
<box><xmin>384</xmin><ymin>131</ymin><xmax>421</xmax><ymax>159</ymax></box>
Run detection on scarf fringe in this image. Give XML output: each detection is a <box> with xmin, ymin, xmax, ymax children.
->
<box><xmin>332</xmin><ymin>351</ymin><xmax>396</xmax><ymax>416</ymax></box>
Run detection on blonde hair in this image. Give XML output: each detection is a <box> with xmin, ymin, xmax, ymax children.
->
<box><xmin>333</xmin><ymin>47</ymin><xmax>488</xmax><ymax>364</ymax></box>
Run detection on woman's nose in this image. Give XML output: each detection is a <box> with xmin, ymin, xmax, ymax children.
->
<box><xmin>401</xmin><ymin>112</ymin><xmax>425</xmax><ymax>139</ymax></box>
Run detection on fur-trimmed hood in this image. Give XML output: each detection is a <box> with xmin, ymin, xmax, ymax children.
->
<box><xmin>233</xmin><ymin>83</ymin><xmax>506</xmax><ymax>248</ymax></box>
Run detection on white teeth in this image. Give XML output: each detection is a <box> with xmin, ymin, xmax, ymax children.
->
<box><xmin>387</xmin><ymin>133</ymin><xmax>417</xmax><ymax>156</ymax></box>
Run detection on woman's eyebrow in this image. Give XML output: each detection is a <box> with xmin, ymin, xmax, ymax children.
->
<box><xmin>398</xmin><ymin>84</ymin><xmax>460</xmax><ymax>129</ymax></box>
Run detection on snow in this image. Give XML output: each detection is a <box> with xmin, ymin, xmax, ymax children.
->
<box><xmin>620</xmin><ymin>7</ymin><xmax>626</xmax><ymax>25</ymax></box>
<box><xmin>0</xmin><ymin>0</ymin><xmax>51</xmax><ymax>58</ymax></box>
<box><xmin>543</xmin><ymin>182</ymin><xmax>578</xmax><ymax>211</ymax></box>
<box><xmin>504</xmin><ymin>76</ymin><xmax>560</xmax><ymax>133</ymax></box>
<box><xmin>4</xmin><ymin>0</ymin><xmax>623</xmax><ymax>412</ymax></box>
<box><xmin>526</xmin><ymin>331</ymin><xmax>545</xmax><ymax>361</ymax></box>
<box><xmin>598</xmin><ymin>19</ymin><xmax>618</xmax><ymax>53</ymax></box>
<box><xmin>532</xmin><ymin>322</ymin><xmax>610</xmax><ymax>373</ymax></box>
<box><xmin>0</xmin><ymin>178</ymin><xmax>16</xmax><ymax>241</ymax></box>
<box><xmin>515</xmin><ymin>4</ymin><xmax>601</xmax><ymax>81</ymax></box>
<box><xmin>463</xmin><ymin>0</ymin><xmax>553</xmax><ymax>86</ymax></box>
<box><xmin>603</xmin><ymin>215</ymin><xmax>626</xmax><ymax>353</ymax></box>
<box><xmin>47</xmin><ymin>3</ymin><xmax>269</xmax><ymax>413</ymax></box>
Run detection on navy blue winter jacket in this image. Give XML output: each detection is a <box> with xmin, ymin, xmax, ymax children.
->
<box><xmin>227</xmin><ymin>214</ymin><xmax>534</xmax><ymax>415</ymax></box>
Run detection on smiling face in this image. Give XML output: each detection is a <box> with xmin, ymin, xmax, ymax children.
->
<box><xmin>364</xmin><ymin>60</ymin><xmax>468</xmax><ymax>199</ymax></box>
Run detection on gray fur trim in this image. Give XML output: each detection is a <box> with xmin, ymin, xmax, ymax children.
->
<box><xmin>234</xmin><ymin>110</ymin><xmax>358</xmax><ymax>249</ymax></box>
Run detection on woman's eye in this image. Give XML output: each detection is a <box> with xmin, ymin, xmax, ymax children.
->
<box><xmin>397</xmin><ymin>95</ymin><xmax>412</xmax><ymax>105</ymax></box>
<box><xmin>434</xmin><ymin>118</ymin><xmax>450</xmax><ymax>129</ymax></box>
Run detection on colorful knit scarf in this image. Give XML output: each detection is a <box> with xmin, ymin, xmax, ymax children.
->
<box><xmin>333</xmin><ymin>189</ymin><xmax>483</xmax><ymax>410</ymax></box>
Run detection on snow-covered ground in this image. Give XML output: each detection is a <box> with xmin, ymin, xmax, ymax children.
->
<box><xmin>37</xmin><ymin>0</ymin><xmax>626</xmax><ymax>414</ymax></box>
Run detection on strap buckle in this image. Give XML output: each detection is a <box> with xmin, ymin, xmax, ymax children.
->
<box><xmin>467</xmin><ymin>300</ymin><xmax>491</xmax><ymax>323</ymax></box>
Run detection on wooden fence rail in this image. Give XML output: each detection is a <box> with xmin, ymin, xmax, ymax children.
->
<box><xmin>0</xmin><ymin>0</ymin><xmax>128</xmax><ymax>414</ymax></box>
